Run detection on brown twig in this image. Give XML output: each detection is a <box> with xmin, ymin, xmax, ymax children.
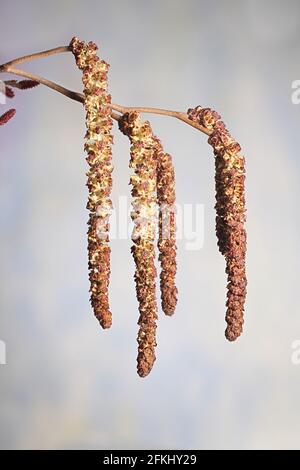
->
<box><xmin>0</xmin><ymin>46</ymin><xmax>70</xmax><ymax>70</ymax></box>
<box><xmin>112</xmin><ymin>103</ymin><xmax>210</xmax><ymax>135</ymax></box>
<box><xmin>3</xmin><ymin>66</ymin><xmax>84</xmax><ymax>103</ymax></box>
<box><xmin>0</xmin><ymin>47</ymin><xmax>210</xmax><ymax>134</ymax></box>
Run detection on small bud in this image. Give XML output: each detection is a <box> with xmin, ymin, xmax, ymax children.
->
<box><xmin>16</xmin><ymin>80</ymin><xmax>40</xmax><ymax>90</ymax></box>
<box><xmin>5</xmin><ymin>86</ymin><xmax>15</xmax><ymax>98</ymax></box>
<box><xmin>5</xmin><ymin>80</ymin><xmax>39</xmax><ymax>90</ymax></box>
<box><xmin>0</xmin><ymin>109</ymin><xmax>16</xmax><ymax>126</ymax></box>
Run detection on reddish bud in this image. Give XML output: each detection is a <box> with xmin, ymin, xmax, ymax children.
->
<box><xmin>0</xmin><ymin>108</ymin><xmax>16</xmax><ymax>126</ymax></box>
<box><xmin>5</xmin><ymin>86</ymin><xmax>15</xmax><ymax>98</ymax></box>
<box><xmin>17</xmin><ymin>80</ymin><xmax>39</xmax><ymax>90</ymax></box>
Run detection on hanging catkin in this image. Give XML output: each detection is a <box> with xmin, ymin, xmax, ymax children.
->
<box><xmin>188</xmin><ymin>106</ymin><xmax>247</xmax><ymax>341</ymax></box>
<box><xmin>155</xmin><ymin>141</ymin><xmax>178</xmax><ymax>316</ymax></box>
<box><xmin>71</xmin><ymin>37</ymin><xmax>113</xmax><ymax>329</ymax></box>
<box><xmin>119</xmin><ymin>112</ymin><xmax>159</xmax><ymax>377</ymax></box>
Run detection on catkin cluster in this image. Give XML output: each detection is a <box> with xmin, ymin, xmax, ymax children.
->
<box><xmin>188</xmin><ymin>106</ymin><xmax>247</xmax><ymax>341</ymax></box>
<box><xmin>71</xmin><ymin>37</ymin><xmax>113</xmax><ymax>329</ymax></box>
<box><xmin>0</xmin><ymin>108</ymin><xmax>16</xmax><ymax>125</ymax></box>
<box><xmin>1</xmin><ymin>38</ymin><xmax>249</xmax><ymax>376</ymax></box>
<box><xmin>71</xmin><ymin>37</ymin><xmax>178</xmax><ymax>375</ymax></box>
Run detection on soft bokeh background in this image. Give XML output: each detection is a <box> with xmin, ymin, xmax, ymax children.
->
<box><xmin>0</xmin><ymin>0</ymin><xmax>300</xmax><ymax>450</ymax></box>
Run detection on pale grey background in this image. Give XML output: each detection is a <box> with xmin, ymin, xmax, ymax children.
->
<box><xmin>0</xmin><ymin>0</ymin><xmax>300</xmax><ymax>449</ymax></box>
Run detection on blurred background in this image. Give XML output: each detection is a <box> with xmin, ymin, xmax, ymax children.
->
<box><xmin>0</xmin><ymin>0</ymin><xmax>300</xmax><ymax>450</ymax></box>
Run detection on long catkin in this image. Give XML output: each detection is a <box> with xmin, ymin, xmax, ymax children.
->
<box><xmin>119</xmin><ymin>112</ymin><xmax>159</xmax><ymax>377</ymax></box>
<box><xmin>71</xmin><ymin>37</ymin><xmax>113</xmax><ymax>329</ymax></box>
<box><xmin>188</xmin><ymin>106</ymin><xmax>247</xmax><ymax>341</ymax></box>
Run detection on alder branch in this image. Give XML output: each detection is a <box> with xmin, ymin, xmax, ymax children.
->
<box><xmin>112</xmin><ymin>103</ymin><xmax>210</xmax><ymax>135</ymax></box>
<box><xmin>0</xmin><ymin>47</ymin><xmax>210</xmax><ymax>134</ymax></box>
<box><xmin>3</xmin><ymin>66</ymin><xmax>83</xmax><ymax>103</ymax></box>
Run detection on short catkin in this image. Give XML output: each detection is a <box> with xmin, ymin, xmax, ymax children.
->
<box><xmin>155</xmin><ymin>141</ymin><xmax>178</xmax><ymax>316</ymax></box>
<box><xmin>71</xmin><ymin>37</ymin><xmax>113</xmax><ymax>329</ymax></box>
<box><xmin>0</xmin><ymin>38</ymin><xmax>252</xmax><ymax>376</ymax></box>
<box><xmin>119</xmin><ymin>112</ymin><xmax>159</xmax><ymax>377</ymax></box>
<box><xmin>188</xmin><ymin>106</ymin><xmax>247</xmax><ymax>341</ymax></box>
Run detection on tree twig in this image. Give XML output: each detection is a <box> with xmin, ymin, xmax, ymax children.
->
<box><xmin>0</xmin><ymin>47</ymin><xmax>210</xmax><ymax>134</ymax></box>
<box><xmin>0</xmin><ymin>46</ymin><xmax>70</xmax><ymax>70</ymax></box>
<box><xmin>112</xmin><ymin>103</ymin><xmax>210</xmax><ymax>135</ymax></box>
